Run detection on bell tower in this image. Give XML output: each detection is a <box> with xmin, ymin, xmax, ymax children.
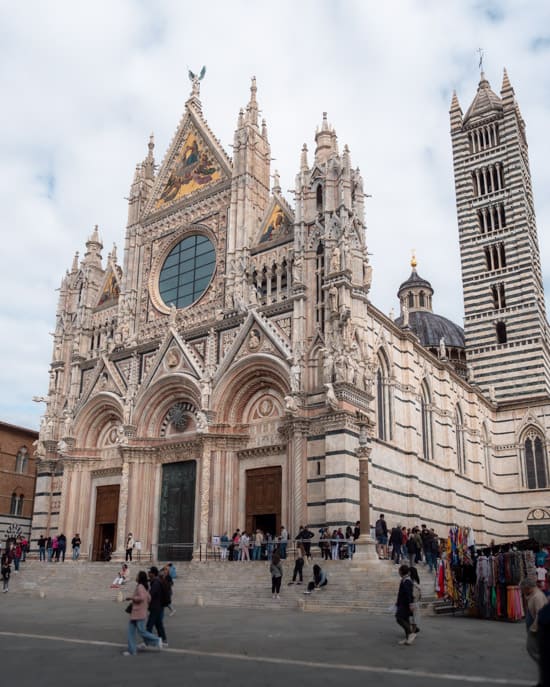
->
<box><xmin>451</xmin><ymin>69</ymin><xmax>550</xmax><ymax>402</ymax></box>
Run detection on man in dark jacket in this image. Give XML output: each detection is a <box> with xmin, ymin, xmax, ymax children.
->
<box><xmin>147</xmin><ymin>566</ymin><xmax>167</xmax><ymax>647</ymax></box>
<box><xmin>389</xmin><ymin>525</ymin><xmax>403</xmax><ymax>564</ymax></box>
<box><xmin>395</xmin><ymin>564</ymin><xmax>416</xmax><ymax>645</ymax></box>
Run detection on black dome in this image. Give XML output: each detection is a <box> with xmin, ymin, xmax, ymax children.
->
<box><xmin>395</xmin><ymin>310</ymin><xmax>465</xmax><ymax>349</ymax></box>
<box><xmin>397</xmin><ymin>268</ymin><xmax>433</xmax><ymax>298</ymax></box>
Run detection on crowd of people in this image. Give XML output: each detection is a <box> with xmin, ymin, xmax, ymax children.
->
<box><xmin>374</xmin><ymin>514</ymin><xmax>440</xmax><ymax>572</ymax></box>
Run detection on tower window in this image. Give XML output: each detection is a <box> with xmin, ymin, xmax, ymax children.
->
<box><xmin>491</xmin><ymin>283</ymin><xmax>506</xmax><ymax>309</ymax></box>
<box><xmin>523</xmin><ymin>431</ymin><xmax>548</xmax><ymax>489</ymax></box>
<box><xmin>496</xmin><ymin>321</ymin><xmax>507</xmax><ymax>344</ymax></box>
<box><xmin>419</xmin><ymin>291</ymin><xmax>425</xmax><ymax>307</ymax></box>
<box><xmin>408</xmin><ymin>292</ymin><xmax>414</xmax><ymax>308</ymax></box>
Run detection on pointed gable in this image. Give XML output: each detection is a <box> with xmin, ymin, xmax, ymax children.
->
<box><xmin>96</xmin><ymin>266</ymin><xmax>121</xmax><ymax>309</ymax></box>
<box><xmin>144</xmin><ymin>100</ymin><xmax>232</xmax><ymax>216</ymax></box>
<box><xmin>256</xmin><ymin>196</ymin><xmax>294</xmax><ymax>247</ymax></box>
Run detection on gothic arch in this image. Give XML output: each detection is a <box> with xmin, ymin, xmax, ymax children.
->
<box><xmin>213</xmin><ymin>355</ymin><xmax>289</xmax><ymax>425</ymax></box>
<box><xmin>518</xmin><ymin>425</ymin><xmax>549</xmax><ymax>490</ymax></box>
<box><xmin>133</xmin><ymin>375</ymin><xmax>201</xmax><ymax>438</ymax></box>
<box><xmin>420</xmin><ymin>378</ymin><xmax>433</xmax><ymax>461</ymax></box>
<box><xmin>482</xmin><ymin>421</ymin><xmax>492</xmax><ymax>487</ymax></box>
<box><xmin>73</xmin><ymin>392</ymin><xmax>124</xmax><ymax>448</ymax></box>
<box><xmin>455</xmin><ymin>404</ymin><xmax>466</xmax><ymax>474</ymax></box>
<box><xmin>376</xmin><ymin>348</ymin><xmax>392</xmax><ymax>441</ymax></box>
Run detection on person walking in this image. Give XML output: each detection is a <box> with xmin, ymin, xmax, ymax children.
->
<box><xmin>288</xmin><ymin>544</ymin><xmax>305</xmax><ymax>585</ymax></box>
<box><xmin>520</xmin><ymin>577</ymin><xmax>548</xmax><ymax>686</ymax></box>
<box><xmin>395</xmin><ymin>564</ymin><xmax>416</xmax><ymax>645</ymax></box>
<box><xmin>123</xmin><ymin>570</ymin><xmax>162</xmax><ymax>656</ymax></box>
<box><xmin>538</xmin><ymin>601</ymin><xmax>550</xmax><ymax>687</ymax></box>
<box><xmin>409</xmin><ymin>566</ymin><xmax>422</xmax><ymax>634</ymax></box>
<box><xmin>390</xmin><ymin>525</ymin><xmax>402</xmax><ymax>564</ymax></box>
<box><xmin>146</xmin><ymin>566</ymin><xmax>168</xmax><ymax>647</ymax></box>
<box><xmin>13</xmin><ymin>540</ymin><xmax>22</xmax><ymax>572</ymax></box>
<box><xmin>71</xmin><ymin>534</ymin><xmax>81</xmax><ymax>561</ymax></box>
<box><xmin>163</xmin><ymin>564</ymin><xmax>177</xmax><ymax>616</ymax></box>
<box><xmin>270</xmin><ymin>552</ymin><xmax>283</xmax><ymax>600</ymax></box>
<box><xmin>304</xmin><ymin>564</ymin><xmax>328</xmax><ymax>594</ymax></box>
<box><xmin>38</xmin><ymin>534</ymin><xmax>46</xmax><ymax>562</ymax></box>
<box><xmin>1</xmin><ymin>551</ymin><xmax>11</xmax><ymax>592</ymax></box>
<box><xmin>125</xmin><ymin>533</ymin><xmax>135</xmax><ymax>562</ymax></box>
<box><xmin>21</xmin><ymin>537</ymin><xmax>28</xmax><ymax>563</ymax></box>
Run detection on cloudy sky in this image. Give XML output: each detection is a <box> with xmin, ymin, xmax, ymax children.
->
<box><xmin>2</xmin><ymin>0</ymin><xmax>550</xmax><ymax>430</ymax></box>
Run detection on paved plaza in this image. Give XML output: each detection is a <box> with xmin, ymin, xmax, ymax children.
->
<box><xmin>0</xmin><ymin>595</ymin><xmax>538</xmax><ymax>686</ymax></box>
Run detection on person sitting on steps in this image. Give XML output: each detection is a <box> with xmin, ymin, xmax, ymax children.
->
<box><xmin>303</xmin><ymin>564</ymin><xmax>328</xmax><ymax>594</ymax></box>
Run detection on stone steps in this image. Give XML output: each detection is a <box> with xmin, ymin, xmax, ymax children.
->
<box><xmin>8</xmin><ymin>557</ymin><xmax>437</xmax><ymax>614</ymax></box>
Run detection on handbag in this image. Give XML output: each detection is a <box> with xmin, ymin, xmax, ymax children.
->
<box><xmin>125</xmin><ymin>603</ymin><xmax>132</xmax><ymax>614</ymax></box>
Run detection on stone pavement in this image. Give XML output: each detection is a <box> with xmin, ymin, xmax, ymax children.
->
<box><xmin>0</xmin><ymin>594</ymin><xmax>537</xmax><ymax>687</ymax></box>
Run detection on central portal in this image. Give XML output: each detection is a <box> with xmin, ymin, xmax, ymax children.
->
<box><xmin>245</xmin><ymin>466</ymin><xmax>282</xmax><ymax>538</ymax></box>
<box><xmin>158</xmin><ymin>460</ymin><xmax>196</xmax><ymax>561</ymax></box>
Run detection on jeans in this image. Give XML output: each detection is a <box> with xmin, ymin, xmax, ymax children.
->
<box><xmin>425</xmin><ymin>551</ymin><xmax>434</xmax><ymax>572</ymax></box>
<box><xmin>127</xmin><ymin>619</ymin><xmax>160</xmax><ymax>655</ymax></box>
<box><xmin>39</xmin><ymin>547</ymin><xmax>46</xmax><ymax>562</ymax></box>
<box><xmin>147</xmin><ymin>608</ymin><xmax>167</xmax><ymax>642</ymax></box>
<box><xmin>292</xmin><ymin>560</ymin><xmax>304</xmax><ymax>582</ymax></box>
<box><xmin>59</xmin><ymin>547</ymin><xmax>66</xmax><ymax>562</ymax></box>
<box><xmin>13</xmin><ymin>557</ymin><xmax>20</xmax><ymax>572</ymax></box>
<box><xmin>279</xmin><ymin>543</ymin><xmax>287</xmax><ymax>559</ymax></box>
<box><xmin>72</xmin><ymin>546</ymin><xmax>80</xmax><ymax>561</ymax></box>
<box><xmin>252</xmin><ymin>546</ymin><xmax>261</xmax><ymax>561</ymax></box>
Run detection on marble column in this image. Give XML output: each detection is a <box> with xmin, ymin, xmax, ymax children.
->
<box><xmin>352</xmin><ymin>441</ymin><xmax>379</xmax><ymax>565</ymax></box>
<box><xmin>116</xmin><ymin>459</ymin><xmax>130</xmax><ymax>556</ymax></box>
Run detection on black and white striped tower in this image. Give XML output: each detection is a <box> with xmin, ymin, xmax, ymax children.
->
<box><xmin>450</xmin><ymin>69</ymin><xmax>550</xmax><ymax>402</ymax></box>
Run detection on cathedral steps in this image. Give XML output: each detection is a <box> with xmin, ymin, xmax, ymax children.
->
<box><xmin>8</xmin><ymin>557</ymin><xmax>437</xmax><ymax>615</ymax></box>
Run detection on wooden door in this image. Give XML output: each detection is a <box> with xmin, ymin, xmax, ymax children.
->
<box><xmin>245</xmin><ymin>466</ymin><xmax>281</xmax><ymax>537</ymax></box>
<box><xmin>92</xmin><ymin>485</ymin><xmax>119</xmax><ymax>561</ymax></box>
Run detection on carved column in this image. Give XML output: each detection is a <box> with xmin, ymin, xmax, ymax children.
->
<box><xmin>116</xmin><ymin>458</ymin><xmax>130</xmax><ymax>556</ymax></box>
<box><xmin>198</xmin><ymin>439</ymin><xmax>212</xmax><ymax>551</ymax></box>
<box><xmin>352</xmin><ymin>441</ymin><xmax>379</xmax><ymax>565</ymax></box>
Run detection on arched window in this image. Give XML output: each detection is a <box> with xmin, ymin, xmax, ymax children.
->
<box><xmin>408</xmin><ymin>292</ymin><xmax>414</xmax><ymax>308</ymax></box>
<box><xmin>15</xmin><ymin>447</ymin><xmax>28</xmax><ymax>474</ymax></box>
<box><xmin>10</xmin><ymin>492</ymin><xmax>23</xmax><ymax>516</ymax></box>
<box><xmin>482</xmin><ymin>423</ymin><xmax>492</xmax><ymax>487</ymax></box>
<box><xmin>376</xmin><ymin>351</ymin><xmax>392</xmax><ymax>441</ymax></box>
<box><xmin>522</xmin><ymin>429</ymin><xmax>548</xmax><ymax>490</ymax></box>
<box><xmin>316</xmin><ymin>184</ymin><xmax>323</xmax><ymax>211</ymax></box>
<box><xmin>419</xmin><ymin>291</ymin><xmax>425</xmax><ymax>307</ymax></box>
<box><xmin>455</xmin><ymin>405</ymin><xmax>466</xmax><ymax>474</ymax></box>
<box><xmin>420</xmin><ymin>380</ymin><xmax>433</xmax><ymax>461</ymax></box>
<box><xmin>315</xmin><ymin>243</ymin><xmax>325</xmax><ymax>332</ymax></box>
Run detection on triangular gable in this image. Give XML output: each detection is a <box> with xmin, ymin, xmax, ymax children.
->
<box><xmin>96</xmin><ymin>266</ymin><xmax>121</xmax><ymax>309</ymax></box>
<box><xmin>75</xmin><ymin>356</ymin><xmax>126</xmax><ymax>412</ymax></box>
<box><xmin>139</xmin><ymin>326</ymin><xmax>204</xmax><ymax>392</ymax></box>
<box><xmin>256</xmin><ymin>196</ymin><xmax>294</xmax><ymax>246</ymax></box>
<box><xmin>214</xmin><ymin>310</ymin><xmax>292</xmax><ymax>383</ymax></box>
<box><xmin>144</xmin><ymin>104</ymin><xmax>232</xmax><ymax>216</ymax></box>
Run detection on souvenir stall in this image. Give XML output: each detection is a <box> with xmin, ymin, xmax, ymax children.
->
<box><xmin>435</xmin><ymin>527</ymin><xmax>537</xmax><ymax>621</ymax></box>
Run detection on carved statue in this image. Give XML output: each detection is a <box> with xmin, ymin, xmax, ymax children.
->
<box><xmin>330</xmin><ymin>245</ymin><xmax>341</xmax><ymax>273</ymax></box>
<box><xmin>200</xmin><ymin>376</ymin><xmax>212</xmax><ymax>409</ymax></box>
<box><xmin>248</xmin><ymin>283</ymin><xmax>259</xmax><ymax>305</ymax></box>
<box><xmin>62</xmin><ymin>409</ymin><xmax>73</xmax><ymax>437</ymax></box>
<box><xmin>115</xmin><ymin>423</ymin><xmax>129</xmax><ymax>445</ymax></box>
<box><xmin>402</xmin><ymin>302</ymin><xmax>410</xmax><ymax>328</ymax></box>
<box><xmin>439</xmin><ymin>337</ymin><xmax>447</xmax><ymax>359</ymax></box>
<box><xmin>324</xmin><ymin>382</ymin><xmax>339</xmax><ymax>410</ymax></box>
<box><xmin>169</xmin><ymin>303</ymin><xmax>177</xmax><ymax>326</ymax></box>
<box><xmin>57</xmin><ymin>439</ymin><xmax>69</xmax><ymax>456</ymax></box>
<box><xmin>32</xmin><ymin>439</ymin><xmax>46</xmax><ymax>459</ymax></box>
<box><xmin>196</xmin><ymin>410</ymin><xmax>208</xmax><ymax>433</ymax></box>
<box><xmin>466</xmin><ymin>363</ymin><xmax>474</xmax><ymax>383</ymax></box>
<box><xmin>328</xmin><ymin>284</ymin><xmax>338</xmax><ymax>315</ymax></box>
<box><xmin>292</xmin><ymin>254</ymin><xmax>303</xmax><ymax>284</ymax></box>
<box><xmin>284</xmin><ymin>394</ymin><xmax>299</xmax><ymax>414</ymax></box>
<box><xmin>322</xmin><ymin>348</ymin><xmax>334</xmax><ymax>383</ymax></box>
<box><xmin>166</xmin><ymin>348</ymin><xmax>179</xmax><ymax>368</ymax></box>
<box><xmin>290</xmin><ymin>361</ymin><xmax>301</xmax><ymax>394</ymax></box>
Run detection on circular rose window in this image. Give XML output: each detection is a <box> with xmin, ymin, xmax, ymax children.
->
<box><xmin>158</xmin><ymin>234</ymin><xmax>215</xmax><ymax>309</ymax></box>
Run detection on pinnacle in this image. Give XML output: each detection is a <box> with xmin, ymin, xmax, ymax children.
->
<box><xmin>501</xmin><ymin>67</ymin><xmax>513</xmax><ymax>94</ymax></box>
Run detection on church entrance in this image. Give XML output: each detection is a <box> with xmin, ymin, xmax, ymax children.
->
<box><xmin>92</xmin><ymin>484</ymin><xmax>120</xmax><ymax>561</ymax></box>
<box><xmin>158</xmin><ymin>460</ymin><xmax>196</xmax><ymax>561</ymax></box>
<box><xmin>245</xmin><ymin>466</ymin><xmax>281</xmax><ymax>538</ymax></box>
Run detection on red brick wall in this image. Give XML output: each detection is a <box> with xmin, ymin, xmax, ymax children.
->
<box><xmin>0</xmin><ymin>421</ymin><xmax>39</xmax><ymax>519</ymax></box>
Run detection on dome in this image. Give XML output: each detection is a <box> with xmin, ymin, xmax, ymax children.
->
<box><xmin>397</xmin><ymin>268</ymin><xmax>433</xmax><ymax>299</ymax></box>
<box><xmin>395</xmin><ymin>310</ymin><xmax>465</xmax><ymax>349</ymax></box>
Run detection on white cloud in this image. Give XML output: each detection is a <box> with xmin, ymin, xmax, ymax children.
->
<box><xmin>2</xmin><ymin>0</ymin><xmax>550</xmax><ymax>429</ymax></box>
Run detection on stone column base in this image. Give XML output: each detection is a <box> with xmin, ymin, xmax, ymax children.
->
<box><xmin>349</xmin><ymin>535</ymin><xmax>380</xmax><ymax>568</ymax></box>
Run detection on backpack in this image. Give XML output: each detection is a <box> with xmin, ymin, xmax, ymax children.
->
<box><xmin>375</xmin><ymin>521</ymin><xmax>384</xmax><ymax>536</ymax></box>
<box><xmin>406</xmin><ymin>538</ymin><xmax>417</xmax><ymax>554</ymax></box>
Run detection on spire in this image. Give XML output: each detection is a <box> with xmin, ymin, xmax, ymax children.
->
<box><xmin>143</xmin><ymin>133</ymin><xmax>155</xmax><ymax>181</ymax></box>
<box><xmin>463</xmin><ymin>72</ymin><xmax>502</xmax><ymax>124</ymax></box>
<box><xmin>449</xmin><ymin>90</ymin><xmax>463</xmax><ymax>131</ymax></box>
<box><xmin>111</xmin><ymin>243</ymin><xmax>117</xmax><ymax>263</ymax></box>
<box><xmin>300</xmin><ymin>144</ymin><xmax>309</xmax><ymax>172</ymax></box>
<box><xmin>71</xmin><ymin>252</ymin><xmax>79</xmax><ymax>273</ymax></box>
<box><xmin>500</xmin><ymin>67</ymin><xmax>515</xmax><ymax>107</ymax></box>
<box><xmin>88</xmin><ymin>224</ymin><xmax>102</xmax><ymax>247</ymax></box>
<box><xmin>272</xmin><ymin>169</ymin><xmax>281</xmax><ymax>194</ymax></box>
<box><xmin>261</xmin><ymin>118</ymin><xmax>268</xmax><ymax>139</ymax></box>
<box><xmin>246</xmin><ymin>76</ymin><xmax>259</xmax><ymax>126</ymax></box>
<box><xmin>314</xmin><ymin>112</ymin><xmax>338</xmax><ymax>164</ymax></box>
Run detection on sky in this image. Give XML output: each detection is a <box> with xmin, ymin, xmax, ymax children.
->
<box><xmin>2</xmin><ymin>0</ymin><xmax>550</xmax><ymax>430</ymax></box>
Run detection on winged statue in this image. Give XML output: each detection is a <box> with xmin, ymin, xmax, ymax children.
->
<box><xmin>188</xmin><ymin>66</ymin><xmax>207</xmax><ymax>82</ymax></box>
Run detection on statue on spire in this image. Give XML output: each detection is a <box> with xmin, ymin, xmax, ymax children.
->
<box><xmin>188</xmin><ymin>66</ymin><xmax>207</xmax><ymax>97</ymax></box>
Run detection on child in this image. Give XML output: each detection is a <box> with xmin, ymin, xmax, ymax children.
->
<box><xmin>111</xmin><ymin>563</ymin><xmax>130</xmax><ymax>587</ymax></box>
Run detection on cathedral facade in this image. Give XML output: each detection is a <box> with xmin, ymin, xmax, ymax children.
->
<box><xmin>31</xmin><ymin>70</ymin><xmax>550</xmax><ymax>560</ymax></box>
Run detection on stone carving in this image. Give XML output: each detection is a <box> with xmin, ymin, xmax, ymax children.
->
<box><xmin>115</xmin><ymin>423</ymin><xmax>129</xmax><ymax>445</ymax></box>
<box><xmin>32</xmin><ymin>439</ymin><xmax>46</xmax><ymax>459</ymax></box>
<box><xmin>196</xmin><ymin>410</ymin><xmax>208</xmax><ymax>433</ymax></box>
<box><xmin>325</xmin><ymin>382</ymin><xmax>339</xmax><ymax>410</ymax></box>
<box><xmin>284</xmin><ymin>394</ymin><xmax>299</xmax><ymax>414</ymax></box>
<box><xmin>57</xmin><ymin>439</ymin><xmax>69</xmax><ymax>456</ymax></box>
<box><xmin>166</xmin><ymin>348</ymin><xmax>180</xmax><ymax>368</ymax></box>
<box><xmin>402</xmin><ymin>302</ymin><xmax>409</xmax><ymax>328</ymax></box>
<box><xmin>200</xmin><ymin>376</ymin><xmax>212</xmax><ymax>409</ymax></box>
<box><xmin>322</xmin><ymin>347</ymin><xmax>334</xmax><ymax>383</ymax></box>
<box><xmin>330</xmin><ymin>245</ymin><xmax>341</xmax><ymax>273</ymax></box>
<box><xmin>290</xmin><ymin>360</ymin><xmax>301</xmax><ymax>394</ymax></box>
<box><xmin>247</xmin><ymin>329</ymin><xmax>261</xmax><ymax>351</ymax></box>
<box><xmin>439</xmin><ymin>337</ymin><xmax>447</xmax><ymax>359</ymax></box>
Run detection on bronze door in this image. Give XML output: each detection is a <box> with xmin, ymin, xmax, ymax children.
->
<box><xmin>92</xmin><ymin>485</ymin><xmax>120</xmax><ymax>561</ymax></box>
<box><xmin>158</xmin><ymin>461</ymin><xmax>196</xmax><ymax>561</ymax></box>
<box><xmin>245</xmin><ymin>466</ymin><xmax>281</xmax><ymax>537</ymax></box>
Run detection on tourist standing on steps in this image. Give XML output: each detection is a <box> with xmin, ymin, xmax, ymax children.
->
<box><xmin>395</xmin><ymin>564</ymin><xmax>416</xmax><ymax>645</ymax></box>
<box><xmin>240</xmin><ymin>530</ymin><xmax>250</xmax><ymax>561</ymax></box>
<box><xmin>58</xmin><ymin>533</ymin><xmax>67</xmax><ymax>562</ymax></box>
<box><xmin>375</xmin><ymin>514</ymin><xmax>388</xmax><ymax>559</ymax></box>
<box><xmin>52</xmin><ymin>535</ymin><xmax>59</xmax><ymax>562</ymax></box>
<box><xmin>1</xmin><ymin>551</ymin><xmax>11</xmax><ymax>592</ymax></box>
<box><xmin>38</xmin><ymin>534</ymin><xmax>46</xmax><ymax>562</ymax></box>
<box><xmin>146</xmin><ymin>566</ymin><xmax>168</xmax><ymax>646</ymax></box>
<box><xmin>71</xmin><ymin>533</ymin><xmax>81</xmax><ymax>561</ymax></box>
<box><xmin>125</xmin><ymin>533</ymin><xmax>134</xmax><ymax>562</ymax></box>
<box><xmin>123</xmin><ymin>570</ymin><xmax>162</xmax><ymax>656</ymax></box>
<box><xmin>279</xmin><ymin>526</ymin><xmax>288</xmax><ymax>559</ymax></box>
<box><xmin>103</xmin><ymin>538</ymin><xmax>112</xmax><ymax>562</ymax></box>
<box><xmin>270</xmin><ymin>552</ymin><xmax>283</xmax><ymax>599</ymax></box>
<box><xmin>46</xmin><ymin>536</ymin><xmax>53</xmax><ymax>562</ymax></box>
<box><xmin>288</xmin><ymin>544</ymin><xmax>304</xmax><ymax>585</ymax></box>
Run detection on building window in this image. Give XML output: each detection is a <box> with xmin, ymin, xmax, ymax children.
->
<box><xmin>158</xmin><ymin>233</ymin><xmax>216</xmax><ymax>310</ymax></box>
<box><xmin>420</xmin><ymin>381</ymin><xmax>433</xmax><ymax>461</ymax></box>
<box><xmin>523</xmin><ymin>430</ymin><xmax>548</xmax><ymax>489</ymax></box>
<box><xmin>15</xmin><ymin>447</ymin><xmax>28</xmax><ymax>474</ymax></box>
<box><xmin>496</xmin><ymin>321</ymin><xmax>507</xmax><ymax>344</ymax></box>
<box><xmin>376</xmin><ymin>351</ymin><xmax>392</xmax><ymax>441</ymax></box>
<box><xmin>455</xmin><ymin>405</ymin><xmax>466</xmax><ymax>474</ymax></box>
<box><xmin>491</xmin><ymin>283</ymin><xmax>506</xmax><ymax>309</ymax></box>
<box><xmin>316</xmin><ymin>184</ymin><xmax>323</xmax><ymax>211</ymax></box>
<box><xmin>408</xmin><ymin>292</ymin><xmax>414</xmax><ymax>308</ymax></box>
<box><xmin>10</xmin><ymin>492</ymin><xmax>24</xmax><ymax>516</ymax></box>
